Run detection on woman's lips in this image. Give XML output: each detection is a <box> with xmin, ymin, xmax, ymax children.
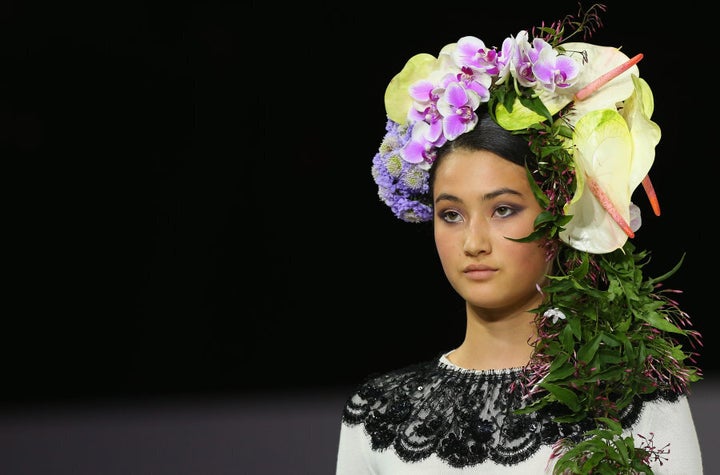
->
<box><xmin>463</xmin><ymin>264</ymin><xmax>497</xmax><ymax>280</ymax></box>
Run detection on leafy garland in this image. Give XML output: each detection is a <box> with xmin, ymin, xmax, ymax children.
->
<box><xmin>498</xmin><ymin>6</ymin><xmax>705</xmax><ymax>472</ymax></box>
<box><xmin>519</xmin><ymin>242</ymin><xmax>702</xmax><ymax>473</ymax></box>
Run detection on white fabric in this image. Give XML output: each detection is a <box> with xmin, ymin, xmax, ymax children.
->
<box><xmin>336</xmin><ymin>368</ymin><xmax>704</xmax><ymax>474</ymax></box>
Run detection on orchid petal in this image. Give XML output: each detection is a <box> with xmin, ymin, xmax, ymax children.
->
<box><xmin>385</xmin><ymin>43</ymin><xmax>460</xmax><ymax>124</ymax></box>
<box><xmin>494</xmin><ymin>43</ymin><xmax>639</xmax><ymax>131</ymax></box>
<box><xmin>401</xmin><ymin>139</ymin><xmax>428</xmax><ymax>164</ymax></box>
<box><xmin>560</xmin><ymin>109</ymin><xmax>634</xmax><ymax>254</ymax></box>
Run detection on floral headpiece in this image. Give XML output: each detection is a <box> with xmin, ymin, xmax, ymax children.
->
<box><xmin>371</xmin><ymin>4</ymin><xmax>657</xmax><ymax>255</ymax></box>
<box><xmin>371</xmin><ymin>5</ymin><xmax>702</xmax><ymax>473</ymax></box>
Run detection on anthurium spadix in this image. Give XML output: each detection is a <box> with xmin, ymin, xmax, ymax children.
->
<box><xmin>560</xmin><ymin>109</ymin><xmax>637</xmax><ymax>254</ymax></box>
<box><xmin>564</xmin><ymin>42</ymin><xmax>640</xmax><ymax>119</ymax></box>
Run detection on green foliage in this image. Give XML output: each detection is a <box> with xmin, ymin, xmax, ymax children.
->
<box><xmin>519</xmin><ymin>242</ymin><xmax>702</xmax><ymax>473</ymax></box>
<box><xmin>553</xmin><ymin>419</ymin><xmax>657</xmax><ymax>474</ymax></box>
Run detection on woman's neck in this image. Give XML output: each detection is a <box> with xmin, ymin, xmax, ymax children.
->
<box><xmin>448</xmin><ymin>304</ymin><xmax>537</xmax><ymax>370</ymax></box>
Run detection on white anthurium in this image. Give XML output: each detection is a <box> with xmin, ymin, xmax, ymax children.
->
<box><xmin>561</xmin><ymin>42</ymin><xmax>640</xmax><ymax>123</ymax></box>
<box><xmin>560</xmin><ymin>109</ymin><xmax>635</xmax><ymax>254</ymax></box>
<box><xmin>495</xmin><ymin>42</ymin><xmax>640</xmax><ymax>131</ymax></box>
<box><xmin>620</xmin><ymin>75</ymin><xmax>661</xmax><ymax>193</ymax></box>
<box><xmin>385</xmin><ymin>53</ymin><xmax>439</xmax><ymax>124</ymax></box>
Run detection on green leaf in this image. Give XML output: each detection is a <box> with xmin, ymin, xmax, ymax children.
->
<box><xmin>518</xmin><ymin>94</ymin><xmax>553</xmax><ymax>123</ymax></box>
<box><xmin>577</xmin><ymin>334</ymin><xmax>602</xmax><ymax>363</ymax></box>
<box><xmin>648</xmin><ymin>253</ymin><xmax>685</xmax><ymax>285</ymax></box>
<box><xmin>526</xmin><ymin>167</ymin><xmax>549</xmax><ymax>207</ymax></box>
<box><xmin>539</xmin><ymin>382</ymin><xmax>580</xmax><ymax>410</ymax></box>
<box><xmin>600</xmin><ymin>333</ymin><xmax>621</xmax><ymax>347</ymax></box>
<box><xmin>559</xmin><ymin>324</ymin><xmax>575</xmax><ymax>351</ymax></box>
<box><xmin>614</xmin><ymin>436</ymin><xmax>631</xmax><ymax>465</ymax></box>
<box><xmin>591</xmin><ymin>365</ymin><xmax>626</xmax><ymax>382</ymax></box>
<box><xmin>596</xmin><ymin>417</ymin><xmax>622</xmax><ymax>432</ymax></box>
<box><xmin>544</xmin><ymin>363</ymin><xmax>576</xmax><ymax>383</ymax></box>
<box><xmin>636</xmin><ymin>311</ymin><xmax>684</xmax><ymax>334</ymax></box>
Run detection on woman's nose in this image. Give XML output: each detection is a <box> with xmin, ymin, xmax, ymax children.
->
<box><xmin>463</xmin><ymin>222</ymin><xmax>490</xmax><ymax>256</ymax></box>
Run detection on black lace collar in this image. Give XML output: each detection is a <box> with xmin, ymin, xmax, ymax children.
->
<box><xmin>342</xmin><ymin>353</ymin><xmax>677</xmax><ymax>468</ymax></box>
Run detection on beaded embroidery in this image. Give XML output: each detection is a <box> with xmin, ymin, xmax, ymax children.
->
<box><xmin>342</xmin><ymin>355</ymin><xmax>676</xmax><ymax>468</ymax></box>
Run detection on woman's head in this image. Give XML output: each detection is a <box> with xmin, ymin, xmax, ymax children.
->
<box><xmin>430</xmin><ymin>115</ymin><xmax>551</xmax><ymax>315</ymax></box>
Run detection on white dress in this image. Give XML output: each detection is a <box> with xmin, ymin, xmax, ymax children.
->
<box><xmin>336</xmin><ymin>353</ymin><xmax>703</xmax><ymax>474</ymax></box>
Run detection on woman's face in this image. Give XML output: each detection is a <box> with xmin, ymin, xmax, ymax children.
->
<box><xmin>432</xmin><ymin>149</ymin><xmax>551</xmax><ymax>316</ymax></box>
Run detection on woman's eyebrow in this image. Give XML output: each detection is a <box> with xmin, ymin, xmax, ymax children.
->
<box><xmin>483</xmin><ymin>187</ymin><xmax>522</xmax><ymax>200</ymax></box>
<box><xmin>434</xmin><ymin>192</ymin><xmax>460</xmax><ymax>204</ymax></box>
<box><xmin>435</xmin><ymin>187</ymin><xmax>522</xmax><ymax>205</ymax></box>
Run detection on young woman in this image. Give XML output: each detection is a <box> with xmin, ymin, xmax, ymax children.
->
<box><xmin>336</xmin><ymin>5</ymin><xmax>703</xmax><ymax>474</ymax></box>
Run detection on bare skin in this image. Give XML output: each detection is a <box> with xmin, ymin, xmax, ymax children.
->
<box><xmin>432</xmin><ymin>149</ymin><xmax>552</xmax><ymax>370</ymax></box>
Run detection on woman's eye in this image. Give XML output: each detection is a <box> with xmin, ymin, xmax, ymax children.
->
<box><xmin>494</xmin><ymin>205</ymin><xmax>515</xmax><ymax>218</ymax></box>
<box><xmin>441</xmin><ymin>210</ymin><xmax>463</xmax><ymax>223</ymax></box>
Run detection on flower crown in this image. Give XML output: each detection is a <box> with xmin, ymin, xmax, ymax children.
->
<box><xmin>371</xmin><ymin>5</ymin><xmax>659</xmax><ymax>255</ymax></box>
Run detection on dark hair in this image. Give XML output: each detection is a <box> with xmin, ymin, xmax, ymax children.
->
<box><xmin>430</xmin><ymin>109</ymin><xmax>535</xmax><ymax>188</ymax></box>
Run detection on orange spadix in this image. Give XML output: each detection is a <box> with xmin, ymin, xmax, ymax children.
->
<box><xmin>574</xmin><ymin>53</ymin><xmax>644</xmax><ymax>102</ymax></box>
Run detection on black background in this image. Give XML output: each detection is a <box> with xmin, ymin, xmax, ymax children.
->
<box><xmin>2</xmin><ymin>1</ymin><xmax>714</xmax><ymax>404</ymax></box>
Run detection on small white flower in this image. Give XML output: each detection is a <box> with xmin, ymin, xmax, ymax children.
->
<box><xmin>544</xmin><ymin>308</ymin><xmax>566</xmax><ymax>324</ymax></box>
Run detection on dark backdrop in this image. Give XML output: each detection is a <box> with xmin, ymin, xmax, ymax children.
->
<box><xmin>2</xmin><ymin>1</ymin><xmax>714</xmax><ymax>404</ymax></box>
